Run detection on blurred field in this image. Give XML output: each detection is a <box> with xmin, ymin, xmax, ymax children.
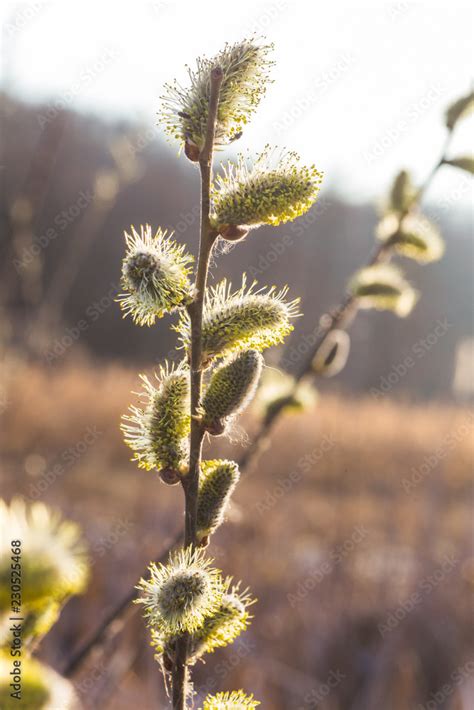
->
<box><xmin>0</xmin><ymin>358</ymin><xmax>473</xmax><ymax>709</ymax></box>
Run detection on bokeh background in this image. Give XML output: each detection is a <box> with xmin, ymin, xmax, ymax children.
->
<box><xmin>1</xmin><ymin>0</ymin><xmax>473</xmax><ymax>708</ymax></box>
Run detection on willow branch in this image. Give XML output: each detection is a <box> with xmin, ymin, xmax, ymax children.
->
<box><xmin>171</xmin><ymin>65</ymin><xmax>223</xmax><ymax>710</ymax></box>
<box><xmin>183</xmin><ymin>67</ymin><xmax>222</xmax><ymax>548</ymax></box>
<box><xmin>59</xmin><ymin>121</ymin><xmax>453</xmax><ymax>688</ymax></box>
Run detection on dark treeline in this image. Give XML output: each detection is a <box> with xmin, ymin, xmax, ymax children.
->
<box><xmin>1</xmin><ymin>92</ymin><xmax>472</xmax><ymax>400</ymax></box>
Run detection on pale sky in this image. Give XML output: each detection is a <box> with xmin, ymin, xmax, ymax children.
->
<box><xmin>1</xmin><ymin>0</ymin><xmax>473</xmax><ymax>207</ymax></box>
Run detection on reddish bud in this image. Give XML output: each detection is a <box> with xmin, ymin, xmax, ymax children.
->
<box><xmin>219</xmin><ymin>224</ymin><xmax>249</xmax><ymax>242</ymax></box>
<box><xmin>184</xmin><ymin>139</ymin><xmax>200</xmax><ymax>162</ymax></box>
<box><xmin>159</xmin><ymin>467</ymin><xmax>181</xmax><ymax>486</ymax></box>
<box><xmin>203</xmin><ymin>418</ymin><xmax>227</xmax><ymax>436</ymax></box>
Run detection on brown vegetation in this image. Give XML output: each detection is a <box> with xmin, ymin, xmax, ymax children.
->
<box><xmin>1</xmin><ymin>359</ymin><xmax>472</xmax><ymax>708</ymax></box>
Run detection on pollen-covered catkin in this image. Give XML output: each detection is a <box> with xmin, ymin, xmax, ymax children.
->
<box><xmin>188</xmin><ymin>579</ymin><xmax>255</xmax><ymax>660</ymax></box>
<box><xmin>121</xmin><ymin>365</ymin><xmax>190</xmax><ymax>478</ymax></box>
<box><xmin>176</xmin><ymin>277</ymin><xmax>300</xmax><ymax>364</ymax></box>
<box><xmin>200</xmin><ymin>690</ymin><xmax>260</xmax><ymax>709</ymax></box>
<box><xmin>118</xmin><ymin>225</ymin><xmax>193</xmax><ymax>326</ymax></box>
<box><xmin>211</xmin><ymin>147</ymin><xmax>323</xmax><ymax>235</ymax></box>
<box><xmin>160</xmin><ymin>39</ymin><xmax>274</xmax><ymax>157</ymax></box>
<box><xmin>136</xmin><ymin>547</ymin><xmax>223</xmax><ymax>635</ymax></box>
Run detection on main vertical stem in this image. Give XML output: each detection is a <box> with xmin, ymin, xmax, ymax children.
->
<box><xmin>185</xmin><ymin>65</ymin><xmax>223</xmax><ymax>548</ymax></box>
<box><xmin>184</xmin><ymin>161</ymin><xmax>215</xmax><ymax>549</ymax></box>
<box><xmin>171</xmin><ymin>66</ymin><xmax>223</xmax><ymax>710</ymax></box>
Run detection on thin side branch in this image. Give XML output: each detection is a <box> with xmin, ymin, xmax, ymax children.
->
<box><xmin>62</xmin><ymin>531</ymin><xmax>182</xmax><ymax>677</ymax></box>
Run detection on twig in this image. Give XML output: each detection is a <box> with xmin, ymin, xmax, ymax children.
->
<box><xmin>172</xmin><ymin>65</ymin><xmax>223</xmax><ymax>710</ymax></box>
<box><xmin>62</xmin><ymin>531</ymin><xmax>182</xmax><ymax>677</ymax></box>
<box><xmin>183</xmin><ymin>68</ymin><xmax>223</xmax><ymax>547</ymax></box>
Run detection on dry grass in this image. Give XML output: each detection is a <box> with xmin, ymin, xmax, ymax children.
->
<box><xmin>1</xmin><ymin>358</ymin><xmax>472</xmax><ymax>709</ymax></box>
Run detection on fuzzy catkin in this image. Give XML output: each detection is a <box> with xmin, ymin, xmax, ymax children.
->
<box><xmin>0</xmin><ymin>499</ymin><xmax>89</xmax><ymax>612</ymax></box>
<box><xmin>189</xmin><ymin>580</ymin><xmax>254</xmax><ymax>660</ymax></box>
<box><xmin>160</xmin><ymin>39</ymin><xmax>274</xmax><ymax>155</ymax></box>
<box><xmin>389</xmin><ymin>170</ymin><xmax>416</xmax><ymax>213</ymax></box>
<box><xmin>445</xmin><ymin>90</ymin><xmax>474</xmax><ymax>130</ymax></box>
<box><xmin>196</xmin><ymin>461</ymin><xmax>240</xmax><ymax>543</ymax></box>
<box><xmin>201</xmin><ymin>350</ymin><xmax>263</xmax><ymax>433</ymax></box>
<box><xmin>175</xmin><ymin>277</ymin><xmax>300</xmax><ymax>364</ymax></box>
<box><xmin>349</xmin><ymin>263</ymin><xmax>418</xmax><ymax>317</ymax></box>
<box><xmin>121</xmin><ymin>366</ymin><xmax>190</xmax><ymax>475</ymax></box>
<box><xmin>0</xmin><ymin>654</ymin><xmax>50</xmax><ymax>709</ymax></box>
<box><xmin>212</xmin><ymin>146</ymin><xmax>323</xmax><ymax>231</ymax></box>
<box><xmin>118</xmin><ymin>225</ymin><xmax>194</xmax><ymax>326</ymax></box>
<box><xmin>201</xmin><ymin>690</ymin><xmax>260</xmax><ymax>709</ymax></box>
<box><xmin>376</xmin><ymin>213</ymin><xmax>444</xmax><ymax>263</ymax></box>
<box><xmin>136</xmin><ymin>548</ymin><xmax>224</xmax><ymax>635</ymax></box>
